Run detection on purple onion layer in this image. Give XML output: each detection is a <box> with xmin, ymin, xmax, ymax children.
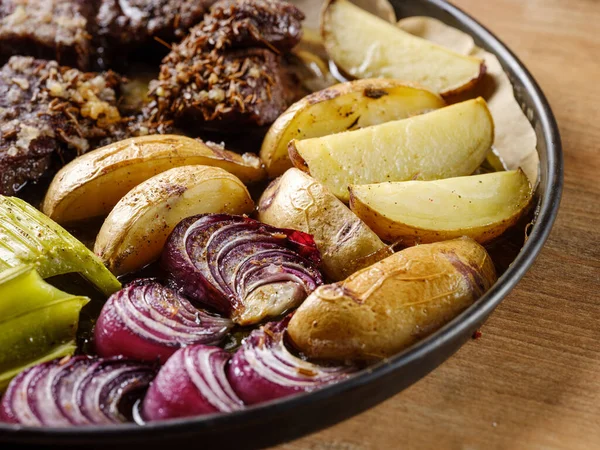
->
<box><xmin>228</xmin><ymin>318</ymin><xmax>358</xmax><ymax>405</ymax></box>
<box><xmin>95</xmin><ymin>279</ymin><xmax>233</xmax><ymax>364</ymax></box>
<box><xmin>142</xmin><ymin>345</ymin><xmax>243</xmax><ymax>421</ymax></box>
<box><xmin>161</xmin><ymin>214</ymin><xmax>324</xmax><ymax>325</ymax></box>
<box><xmin>0</xmin><ymin>356</ymin><xmax>156</xmax><ymax>427</ymax></box>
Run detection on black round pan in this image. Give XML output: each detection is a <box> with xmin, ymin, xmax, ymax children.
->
<box><xmin>0</xmin><ymin>0</ymin><xmax>563</xmax><ymax>448</ymax></box>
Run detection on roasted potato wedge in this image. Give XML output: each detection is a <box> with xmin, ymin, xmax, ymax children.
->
<box><xmin>258</xmin><ymin>169</ymin><xmax>391</xmax><ymax>281</ymax></box>
<box><xmin>43</xmin><ymin>135</ymin><xmax>265</xmax><ymax>225</ymax></box>
<box><xmin>261</xmin><ymin>79</ymin><xmax>445</xmax><ymax>177</ymax></box>
<box><xmin>321</xmin><ymin>0</ymin><xmax>485</xmax><ymax>96</ymax></box>
<box><xmin>288</xmin><ymin>237</ymin><xmax>497</xmax><ymax>361</ymax></box>
<box><xmin>289</xmin><ymin>98</ymin><xmax>494</xmax><ymax>201</ymax></box>
<box><xmin>94</xmin><ymin>165</ymin><xmax>254</xmax><ymax>276</ymax></box>
<box><xmin>349</xmin><ymin>170</ymin><xmax>532</xmax><ymax>244</ymax></box>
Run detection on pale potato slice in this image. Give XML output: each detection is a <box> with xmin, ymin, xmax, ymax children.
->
<box><xmin>43</xmin><ymin>135</ymin><xmax>265</xmax><ymax>225</ymax></box>
<box><xmin>397</xmin><ymin>16</ymin><xmax>476</xmax><ymax>55</ymax></box>
<box><xmin>94</xmin><ymin>166</ymin><xmax>254</xmax><ymax>276</ymax></box>
<box><xmin>349</xmin><ymin>169</ymin><xmax>532</xmax><ymax>245</ymax></box>
<box><xmin>289</xmin><ymin>98</ymin><xmax>494</xmax><ymax>202</ymax></box>
<box><xmin>258</xmin><ymin>169</ymin><xmax>391</xmax><ymax>281</ymax></box>
<box><xmin>261</xmin><ymin>79</ymin><xmax>445</xmax><ymax>177</ymax></box>
<box><xmin>288</xmin><ymin>237</ymin><xmax>497</xmax><ymax>361</ymax></box>
<box><xmin>321</xmin><ymin>0</ymin><xmax>485</xmax><ymax>96</ymax></box>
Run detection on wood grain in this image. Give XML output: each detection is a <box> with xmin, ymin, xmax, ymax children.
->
<box><xmin>275</xmin><ymin>0</ymin><xmax>600</xmax><ymax>448</ymax></box>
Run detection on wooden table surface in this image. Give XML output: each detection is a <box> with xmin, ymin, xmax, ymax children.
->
<box><xmin>277</xmin><ymin>0</ymin><xmax>600</xmax><ymax>448</ymax></box>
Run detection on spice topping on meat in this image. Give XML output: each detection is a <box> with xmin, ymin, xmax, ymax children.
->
<box><xmin>0</xmin><ymin>56</ymin><xmax>129</xmax><ymax>195</ymax></box>
<box><xmin>144</xmin><ymin>0</ymin><xmax>304</xmax><ymax>133</ymax></box>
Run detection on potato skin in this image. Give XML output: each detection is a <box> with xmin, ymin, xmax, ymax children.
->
<box><xmin>258</xmin><ymin>169</ymin><xmax>391</xmax><ymax>281</ymax></box>
<box><xmin>94</xmin><ymin>165</ymin><xmax>254</xmax><ymax>276</ymax></box>
<box><xmin>287</xmin><ymin>237</ymin><xmax>497</xmax><ymax>361</ymax></box>
<box><xmin>260</xmin><ymin>79</ymin><xmax>444</xmax><ymax>178</ymax></box>
<box><xmin>43</xmin><ymin>135</ymin><xmax>265</xmax><ymax>224</ymax></box>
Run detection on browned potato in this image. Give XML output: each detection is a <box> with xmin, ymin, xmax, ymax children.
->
<box><xmin>258</xmin><ymin>169</ymin><xmax>391</xmax><ymax>281</ymax></box>
<box><xmin>94</xmin><ymin>165</ymin><xmax>254</xmax><ymax>276</ymax></box>
<box><xmin>260</xmin><ymin>79</ymin><xmax>444</xmax><ymax>177</ymax></box>
<box><xmin>287</xmin><ymin>237</ymin><xmax>497</xmax><ymax>361</ymax></box>
<box><xmin>43</xmin><ymin>135</ymin><xmax>265</xmax><ymax>224</ymax></box>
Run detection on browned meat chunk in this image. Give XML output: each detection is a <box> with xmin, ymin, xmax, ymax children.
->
<box><xmin>145</xmin><ymin>0</ymin><xmax>304</xmax><ymax>133</ymax></box>
<box><xmin>96</xmin><ymin>0</ymin><xmax>215</xmax><ymax>46</ymax></box>
<box><xmin>0</xmin><ymin>0</ymin><xmax>94</xmax><ymax>69</ymax></box>
<box><xmin>0</xmin><ymin>56</ymin><xmax>129</xmax><ymax>195</ymax></box>
<box><xmin>208</xmin><ymin>0</ymin><xmax>304</xmax><ymax>52</ymax></box>
<box><xmin>96</xmin><ymin>0</ymin><xmax>216</xmax><ymax>47</ymax></box>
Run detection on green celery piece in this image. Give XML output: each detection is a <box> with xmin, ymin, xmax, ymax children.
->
<box><xmin>0</xmin><ymin>266</ymin><xmax>89</xmax><ymax>391</ymax></box>
<box><xmin>0</xmin><ymin>196</ymin><xmax>121</xmax><ymax>296</ymax></box>
<box><xmin>0</xmin><ymin>342</ymin><xmax>76</xmax><ymax>392</ymax></box>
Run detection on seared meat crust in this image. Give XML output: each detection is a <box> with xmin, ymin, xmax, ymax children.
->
<box><xmin>0</xmin><ymin>56</ymin><xmax>128</xmax><ymax>195</ymax></box>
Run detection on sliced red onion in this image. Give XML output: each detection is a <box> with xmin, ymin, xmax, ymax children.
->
<box><xmin>95</xmin><ymin>279</ymin><xmax>233</xmax><ymax>363</ymax></box>
<box><xmin>228</xmin><ymin>318</ymin><xmax>358</xmax><ymax>405</ymax></box>
<box><xmin>162</xmin><ymin>214</ymin><xmax>323</xmax><ymax>325</ymax></box>
<box><xmin>142</xmin><ymin>345</ymin><xmax>243</xmax><ymax>421</ymax></box>
<box><xmin>0</xmin><ymin>356</ymin><xmax>156</xmax><ymax>426</ymax></box>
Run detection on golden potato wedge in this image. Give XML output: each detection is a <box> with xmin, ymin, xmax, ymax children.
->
<box><xmin>349</xmin><ymin>170</ymin><xmax>533</xmax><ymax>245</ymax></box>
<box><xmin>43</xmin><ymin>135</ymin><xmax>265</xmax><ymax>225</ymax></box>
<box><xmin>321</xmin><ymin>0</ymin><xmax>485</xmax><ymax>96</ymax></box>
<box><xmin>289</xmin><ymin>98</ymin><xmax>494</xmax><ymax>201</ymax></box>
<box><xmin>261</xmin><ymin>79</ymin><xmax>445</xmax><ymax>177</ymax></box>
<box><xmin>94</xmin><ymin>165</ymin><xmax>254</xmax><ymax>276</ymax></box>
<box><xmin>258</xmin><ymin>169</ymin><xmax>391</xmax><ymax>281</ymax></box>
<box><xmin>288</xmin><ymin>237</ymin><xmax>497</xmax><ymax>361</ymax></box>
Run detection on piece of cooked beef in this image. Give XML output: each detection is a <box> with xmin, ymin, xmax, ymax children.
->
<box><xmin>0</xmin><ymin>0</ymin><xmax>216</xmax><ymax>71</ymax></box>
<box><xmin>144</xmin><ymin>0</ymin><xmax>304</xmax><ymax>133</ymax></box>
<box><xmin>208</xmin><ymin>0</ymin><xmax>304</xmax><ymax>52</ymax></box>
<box><xmin>0</xmin><ymin>56</ymin><xmax>129</xmax><ymax>195</ymax></box>
<box><xmin>96</xmin><ymin>0</ymin><xmax>216</xmax><ymax>47</ymax></box>
<box><xmin>0</xmin><ymin>0</ymin><xmax>94</xmax><ymax>70</ymax></box>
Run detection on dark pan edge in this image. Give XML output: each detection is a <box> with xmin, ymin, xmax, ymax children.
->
<box><xmin>0</xmin><ymin>0</ymin><xmax>563</xmax><ymax>448</ymax></box>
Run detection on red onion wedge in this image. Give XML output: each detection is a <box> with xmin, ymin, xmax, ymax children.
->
<box><xmin>161</xmin><ymin>214</ymin><xmax>324</xmax><ymax>325</ymax></box>
<box><xmin>228</xmin><ymin>318</ymin><xmax>358</xmax><ymax>405</ymax></box>
<box><xmin>0</xmin><ymin>356</ymin><xmax>156</xmax><ymax>426</ymax></box>
<box><xmin>95</xmin><ymin>279</ymin><xmax>233</xmax><ymax>364</ymax></box>
<box><xmin>142</xmin><ymin>345</ymin><xmax>243</xmax><ymax>421</ymax></box>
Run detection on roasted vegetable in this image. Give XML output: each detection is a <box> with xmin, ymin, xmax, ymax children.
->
<box><xmin>288</xmin><ymin>238</ymin><xmax>497</xmax><ymax>361</ymax></box>
<box><xmin>0</xmin><ymin>356</ymin><xmax>156</xmax><ymax>426</ymax></box>
<box><xmin>321</xmin><ymin>0</ymin><xmax>485</xmax><ymax>96</ymax></box>
<box><xmin>142</xmin><ymin>345</ymin><xmax>243</xmax><ymax>421</ymax></box>
<box><xmin>0</xmin><ymin>196</ymin><xmax>120</xmax><ymax>296</ymax></box>
<box><xmin>289</xmin><ymin>98</ymin><xmax>494</xmax><ymax>201</ymax></box>
<box><xmin>349</xmin><ymin>170</ymin><xmax>533</xmax><ymax>244</ymax></box>
<box><xmin>43</xmin><ymin>135</ymin><xmax>266</xmax><ymax>225</ymax></box>
<box><xmin>161</xmin><ymin>214</ymin><xmax>324</xmax><ymax>325</ymax></box>
<box><xmin>95</xmin><ymin>280</ymin><xmax>233</xmax><ymax>364</ymax></box>
<box><xmin>260</xmin><ymin>79</ymin><xmax>445</xmax><ymax>177</ymax></box>
<box><xmin>0</xmin><ymin>266</ymin><xmax>89</xmax><ymax>391</ymax></box>
<box><xmin>258</xmin><ymin>169</ymin><xmax>391</xmax><ymax>281</ymax></box>
<box><xmin>228</xmin><ymin>318</ymin><xmax>357</xmax><ymax>405</ymax></box>
<box><xmin>94</xmin><ymin>165</ymin><xmax>255</xmax><ymax>276</ymax></box>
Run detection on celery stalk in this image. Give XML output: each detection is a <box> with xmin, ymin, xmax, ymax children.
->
<box><xmin>0</xmin><ymin>266</ymin><xmax>89</xmax><ymax>391</ymax></box>
<box><xmin>0</xmin><ymin>196</ymin><xmax>120</xmax><ymax>296</ymax></box>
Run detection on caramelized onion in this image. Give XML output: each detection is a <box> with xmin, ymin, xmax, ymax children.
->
<box><xmin>161</xmin><ymin>214</ymin><xmax>323</xmax><ymax>325</ymax></box>
<box><xmin>142</xmin><ymin>345</ymin><xmax>243</xmax><ymax>421</ymax></box>
<box><xmin>95</xmin><ymin>279</ymin><xmax>233</xmax><ymax>363</ymax></box>
<box><xmin>0</xmin><ymin>356</ymin><xmax>155</xmax><ymax>426</ymax></box>
<box><xmin>228</xmin><ymin>318</ymin><xmax>358</xmax><ymax>405</ymax></box>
